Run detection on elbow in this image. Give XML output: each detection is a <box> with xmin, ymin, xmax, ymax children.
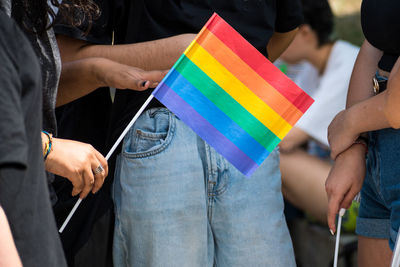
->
<box><xmin>56</xmin><ymin>34</ymin><xmax>90</xmax><ymax>62</ymax></box>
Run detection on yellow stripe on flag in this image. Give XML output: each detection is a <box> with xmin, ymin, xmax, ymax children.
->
<box><xmin>185</xmin><ymin>42</ymin><xmax>292</xmax><ymax>139</ymax></box>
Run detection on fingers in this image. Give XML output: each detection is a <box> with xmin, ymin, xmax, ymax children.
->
<box><xmin>327</xmin><ymin>196</ymin><xmax>340</xmax><ymax>234</ymax></box>
<box><xmin>330</xmin><ymin>150</ymin><xmax>339</xmax><ymax>161</ymax></box>
<box><xmin>136</xmin><ymin>70</ymin><xmax>168</xmax><ymax>89</ymax></box>
<box><xmin>91</xmin><ymin>150</ymin><xmax>108</xmax><ymax>194</ymax></box>
<box><xmin>143</xmin><ymin>69</ymin><xmax>168</xmax><ymax>83</ymax></box>
<box><xmin>79</xmin><ymin>166</ymin><xmax>95</xmax><ymax>199</ymax></box>
<box><xmin>71</xmin><ymin>176</ymin><xmax>83</xmax><ymax>197</ymax></box>
<box><xmin>69</xmin><ymin>146</ymin><xmax>108</xmax><ymax>198</ymax></box>
<box><xmin>69</xmin><ymin>170</ymin><xmax>84</xmax><ymax>197</ymax></box>
<box><xmin>341</xmin><ymin>188</ymin><xmax>358</xmax><ymax>209</ymax></box>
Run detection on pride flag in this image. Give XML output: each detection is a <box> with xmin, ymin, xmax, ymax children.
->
<box><xmin>152</xmin><ymin>13</ymin><xmax>314</xmax><ymax>176</ymax></box>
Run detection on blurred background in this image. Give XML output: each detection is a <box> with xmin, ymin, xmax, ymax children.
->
<box><xmin>330</xmin><ymin>0</ymin><xmax>363</xmax><ymax>46</ymax></box>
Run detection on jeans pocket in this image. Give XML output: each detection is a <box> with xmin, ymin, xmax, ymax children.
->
<box><xmin>122</xmin><ymin>109</ymin><xmax>175</xmax><ymax>158</ymax></box>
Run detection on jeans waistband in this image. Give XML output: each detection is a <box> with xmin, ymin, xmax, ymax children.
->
<box><xmin>373</xmin><ymin>71</ymin><xmax>388</xmax><ymax>95</ymax></box>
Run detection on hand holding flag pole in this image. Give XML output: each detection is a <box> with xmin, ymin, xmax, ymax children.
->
<box><xmin>59</xmin><ymin>13</ymin><xmax>313</xmax><ymax>233</ymax></box>
<box><xmin>59</xmin><ymin>95</ymin><xmax>155</xmax><ymax>233</ymax></box>
<box><xmin>333</xmin><ymin>208</ymin><xmax>346</xmax><ymax>267</ymax></box>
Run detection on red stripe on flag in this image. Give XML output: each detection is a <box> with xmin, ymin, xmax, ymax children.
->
<box><xmin>204</xmin><ymin>13</ymin><xmax>314</xmax><ymax>113</ymax></box>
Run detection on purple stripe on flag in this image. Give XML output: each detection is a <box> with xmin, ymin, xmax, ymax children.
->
<box><xmin>154</xmin><ymin>82</ymin><xmax>259</xmax><ymax>177</ymax></box>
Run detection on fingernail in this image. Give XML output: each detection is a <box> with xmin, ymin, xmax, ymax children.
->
<box><xmin>141</xmin><ymin>81</ymin><xmax>147</xmax><ymax>87</ymax></box>
<box><xmin>330</xmin><ymin>229</ymin><xmax>335</xmax><ymax>236</ymax></box>
<box><xmin>339</xmin><ymin>208</ymin><xmax>346</xmax><ymax>217</ymax></box>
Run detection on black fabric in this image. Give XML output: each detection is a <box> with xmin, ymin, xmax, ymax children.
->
<box><xmin>55</xmin><ymin>0</ymin><xmax>304</xmax><ymax>147</ymax></box>
<box><xmin>361</xmin><ymin>0</ymin><xmax>400</xmax><ymax>72</ymax></box>
<box><xmin>0</xmin><ymin>10</ymin><xmax>67</xmax><ymax>267</ymax></box>
<box><xmin>10</xmin><ymin>0</ymin><xmax>62</xmax><ymax>135</ymax></box>
<box><xmin>57</xmin><ymin>0</ymin><xmax>303</xmax><ymax>148</ymax></box>
<box><xmin>53</xmin><ymin>88</ymin><xmax>113</xmax><ymax>266</ymax></box>
<box><xmin>53</xmin><ymin>1</ymin><xmax>303</xmax><ymax>264</ymax></box>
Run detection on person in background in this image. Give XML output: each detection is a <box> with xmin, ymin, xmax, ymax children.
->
<box><xmin>325</xmin><ymin>0</ymin><xmax>400</xmax><ymax>266</ymax></box>
<box><xmin>277</xmin><ymin>0</ymin><xmax>359</xmax><ymax>224</ymax></box>
<box><xmin>56</xmin><ymin>0</ymin><xmax>303</xmax><ymax>266</ymax></box>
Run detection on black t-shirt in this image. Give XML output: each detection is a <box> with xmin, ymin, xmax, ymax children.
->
<box><xmin>361</xmin><ymin>0</ymin><xmax>400</xmax><ymax>72</ymax></box>
<box><xmin>56</xmin><ymin>0</ymin><xmax>303</xmax><ymax>146</ymax></box>
<box><xmin>0</xmin><ymin>10</ymin><xmax>67</xmax><ymax>267</ymax></box>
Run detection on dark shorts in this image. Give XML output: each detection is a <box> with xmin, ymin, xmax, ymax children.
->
<box><xmin>356</xmin><ymin>128</ymin><xmax>400</xmax><ymax>250</ymax></box>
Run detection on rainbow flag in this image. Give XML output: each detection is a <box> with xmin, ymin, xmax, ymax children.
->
<box><xmin>152</xmin><ymin>13</ymin><xmax>314</xmax><ymax>176</ymax></box>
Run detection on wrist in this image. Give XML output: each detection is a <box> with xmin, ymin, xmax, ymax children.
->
<box><xmin>41</xmin><ymin>131</ymin><xmax>53</xmax><ymax>161</ymax></box>
<box><xmin>89</xmin><ymin>57</ymin><xmax>109</xmax><ymax>88</ymax></box>
<box><xmin>337</xmin><ymin>141</ymin><xmax>367</xmax><ymax>161</ymax></box>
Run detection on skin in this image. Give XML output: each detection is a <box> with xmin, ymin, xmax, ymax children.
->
<box><xmin>267</xmin><ymin>29</ymin><xmax>299</xmax><ymax>62</ymax></box>
<box><xmin>325</xmin><ymin>40</ymin><xmax>397</xmax><ymax>266</ymax></box>
<box><xmin>0</xmin><ymin>207</ymin><xmax>22</xmax><ymax>267</ymax></box>
<box><xmin>384</xmin><ymin>58</ymin><xmax>400</xmax><ymax>128</ymax></box>
<box><xmin>43</xmin><ymin>135</ymin><xmax>109</xmax><ymax>198</ymax></box>
<box><xmin>57</xmin><ymin>57</ymin><xmax>167</xmax><ymax>107</ymax></box>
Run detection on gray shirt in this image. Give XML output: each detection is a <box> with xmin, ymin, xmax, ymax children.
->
<box><xmin>0</xmin><ymin>9</ymin><xmax>67</xmax><ymax>267</ymax></box>
<box><xmin>1</xmin><ymin>0</ymin><xmax>61</xmax><ymax>135</ymax></box>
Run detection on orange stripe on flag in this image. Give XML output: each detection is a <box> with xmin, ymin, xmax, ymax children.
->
<box><xmin>196</xmin><ymin>28</ymin><xmax>303</xmax><ymax>126</ymax></box>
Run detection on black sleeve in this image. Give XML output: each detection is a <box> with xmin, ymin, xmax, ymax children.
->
<box><xmin>275</xmin><ymin>0</ymin><xmax>304</xmax><ymax>33</ymax></box>
<box><xmin>54</xmin><ymin>0</ymin><xmax>116</xmax><ymax>44</ymax></box>
<box><xmin>0</xmin><ymin>15</ymin><xmax>28</xmax><ymax>168</ymax></box>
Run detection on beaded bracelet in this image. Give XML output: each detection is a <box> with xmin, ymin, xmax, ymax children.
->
<box><xmin>42</xmin><ymin>131</ymin><xmax>53</xmax><ymax>160</ymax></box>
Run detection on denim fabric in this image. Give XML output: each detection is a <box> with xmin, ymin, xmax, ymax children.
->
<box><xmin>356</xmin><ymin>129</ymin><xmax>400</xmax><ymax>249</ymax></box>
<box><xmin>112</xmin><ymin>108</ymin><xmax>295</xmax><ymax>267</ymax></box>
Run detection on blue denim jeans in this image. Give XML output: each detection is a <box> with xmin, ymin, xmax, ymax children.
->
<box><xmin>356</xmin><ymin>128</ymin><xmax>400</xmax><ymax>249</ymax></box>
<box><xmin>112</xmin><ymin>108</ymin><xmax>295</xmax><ymax>266</ymax></box>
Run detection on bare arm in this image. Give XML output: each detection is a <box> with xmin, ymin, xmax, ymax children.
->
<box><xmin>346</xmin><ymin>39</ymin><xmax>383</xmax><ymax>107</ymax></box>
<box><xmin>57</xmin><ymin>57</ymin><xmax>166</xmax><ymax>107</ymax></box>
<box><xmin>267</xmin><ymin>29</ymin><xmax>298</xmax><ymax>62</ymax></box>
<box><xmin>328</xmin><ymin>92</ymin><xmax>390</xmax><ymax>159</ymax></box>
<box><xmin>385</xmin><ymin>57</ymin><xmax>400</xmax><ymax>128</ymax></box>
<box><xmin>326</xmin><ymin>39</ymin><xmax>383</xmax><ymax>232</ymax></box>
<box><xmin>57</xmin><ymin>34</ymin><xmax>196</xmax><ymax>70</ymax></box>
<box><xmin>0</xmin><ymin>207</ymin><xmax>22</xmax><ymax>267</ymax></box>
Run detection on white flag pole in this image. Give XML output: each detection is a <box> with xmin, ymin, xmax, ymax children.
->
<box><xmin>391</xmin><ymin>226</ymin><xmax>400</xmax><ymax>267</ymax></box>
<box><xmin>333</xmin><ymin>208</ymin><xmax>346</xmax><ymax>267</ymax></box>
<box><xmin>59</xmin><ymin>94</ymin><xmax>155</xmax><ymax>233</ymax></box>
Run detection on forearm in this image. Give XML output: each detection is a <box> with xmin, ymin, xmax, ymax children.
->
<box><xmin>385</xmin><ymin>57</ymin><xmax>400</xmax><ymax>128</ymax></box>
<box><xmin>57</xmin><ymin>58</ymin><xmax>104</xmax><ymax>107</ymax></box>
<box><xmin>266</xmin><ymin>29</ymin><xmax>298</xmax><ymax>62</ymax></box>
<box><xmin>346</xmin><ymin>39</ymin><xmax>383</xmax><ymax>107</ymax></box>
<box><xmin>345</xmin><ymin>91</ymin><xmax>391</xmax><ymax>135</ymax></box>
<box><xmin>57</xmin><ymin>34</ymin><xmax>196</xmax><ymax>70</ymax></box>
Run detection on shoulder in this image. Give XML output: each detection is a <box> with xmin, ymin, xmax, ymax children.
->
<box><xmin>0</xmin><ymin>10</ymin><xmax>36</xmax><ymax>63</ymax></box>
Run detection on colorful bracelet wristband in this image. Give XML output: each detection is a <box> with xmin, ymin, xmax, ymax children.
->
<box><xmin>42</xmin><ymin>131</ymin><xmax>53</xmax><ymax>160</ymax></box>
